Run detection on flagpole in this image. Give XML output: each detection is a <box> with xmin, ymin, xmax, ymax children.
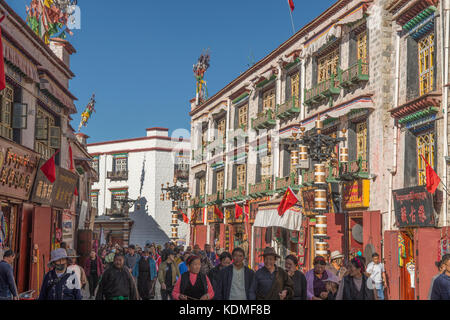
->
<box><xmin>287</xmin><ymin>0</ymin><xmax>295</xmax><ymax>35</ymax></box>
<box><xmin>439</xmin><ymin>180</ymin><xmax>450</xmax><ymax>197</ymax></box>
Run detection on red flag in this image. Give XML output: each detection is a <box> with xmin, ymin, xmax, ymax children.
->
<box><xmin>277</xmin><ymin>187</ymin><xmax>299</xmax><ymax>216</ymax></box>
<box><xmin>0</xmin><ymin>16</ymin><xmax>6</xmax><ymax>92</ymax></box>
<box><xmin>288</xmin><ymin>0</ymin><xmax>295</xmax><ymax>12</ymax></box>
<box><xmin>74</xmin><ymin>186</ymin><xmax>78</xmax><ymax>196</ymax></box>
<box><xmin>235</xmin><ymin>202</ymin><xmax>243</xmax><ymax>219</ymax></box>
<box><xmin>40</xmin><ymin>150</ymin><xmax>59</xmax><ymax>183</ymax></box>
<box><xmin>421</xmin><ymin>155</ymin><xmax>441</xmax><ymax>194</ymax></box>
<box><xmin>179</xmin><ymin>209</ymin><xmax>189</xmax><ymax>224</ymax></box>
<box><xmin>68</xmin><ymin>143</ymin><xmax>75</xmax><ymax>171</ymax></box>
<box><xmin>214</xmin><ymin>205</ymin><xmax>223</xmax><ymax>220</ymax></box>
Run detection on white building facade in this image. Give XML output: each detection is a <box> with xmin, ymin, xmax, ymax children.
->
<box><xmin>87</xmin><ymin>127</ymin><xmax>190</xmax><ymax>246</ymax></box>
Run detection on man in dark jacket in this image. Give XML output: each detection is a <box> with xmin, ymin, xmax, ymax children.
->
<box><xmin>207</xmin><ymin>251</ymin><xmax>232</xmax><ymax>295</ymax></box>
<box><xmin>248</xmin><ymin>247</ymin><xmax>293</xmax><ymax>300</ymax></box>
<box><xmin>125</xmin><ymin>245</ymin><xmax>139</xmax><ymax>273</ymax></box>
<box><xmin>38</xmin><ymin>249</ymin><xmax>82</xmax><ymax>300</ymax></box>
<box><xmin>431</xmin><ymin>254</ymin><xmax>450</xmax><ymax>300</ymax></box>
<box><xmin>0</xmin><ymin>250</ymin><xmax>18</xmax><ymax>300</ymax></box>
<box><xmin>216</xmin><ymin>247</ymin><xmax>255</xmax><ymax>300</ymax></box>
<box><xmin>96</xmin><ymin>254</ymin><xmax>138</xmax><ymax>300</ymax></box>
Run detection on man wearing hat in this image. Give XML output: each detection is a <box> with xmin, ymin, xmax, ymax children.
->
<box><xmin>38</xmin><ymin>248</ymin><xmax>82</xmax><ymax>300</ymax></box>
<box><xmin>248</xmin><ymin>247</ymin><xmax>294</xmax><ymax>300</ymax></box>
<box><xmin>326</xmin><ymin>251</ymin><xmax>347</xmax><ymax>281</ymax></box>
<box><xmin>67</xmin><ymin>249</ymin><xmax>87</xmax><ymax>296</ymax></box>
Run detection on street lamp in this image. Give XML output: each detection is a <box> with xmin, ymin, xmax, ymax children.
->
<box><xmin>280</xmin><ymin>115</ymin><xmax>347</xmax><ymax>259</ymax></box>
<box><xmin>160</xmin><ymin>178</ymin><xmax>189</xmax><ymax>241</ymax></box>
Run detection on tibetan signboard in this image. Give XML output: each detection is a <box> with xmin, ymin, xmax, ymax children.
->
<box><xmin>0</xmin><ymin>137</ymin><xmax>40</xmax><ymax>201</ymax></box>
<box><xmin>31</xmin><ymin>159</ymin><xmax>78</xmax><ymax>209</ymax></box>
<box><xmin>392</xmin><ymin>186</ymin><xmax>435</xmax><ymax>228</ymax></box>
<box><xmin>342</xmin><ymin>179</ymin><xmax>370</xmax><ymax>210</ymax></box>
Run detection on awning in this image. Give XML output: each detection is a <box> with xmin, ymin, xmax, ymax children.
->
<box><xmin>300</xmin><ymin>96</ymin><xmax>374</xmax><ymax>131</ymax></box>
<box><xmin>254</xmin><ymin>207</ymin><xmax>303</xmax><ymax>231</ymax></box>
<box><xmin>3</xmin><ymin>39</ymin><xmax>39</xmax><ymax>82</ymax></box>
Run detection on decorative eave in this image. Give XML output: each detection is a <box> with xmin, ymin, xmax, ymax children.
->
<box><xmin>389</xmin><ymin>92</ymin><xmax>442</xmax><ymax>119</ymax></box>
<box><xmin>285</xmin><ymin>49</ymin><xmax>302</xmax><ymax>60</ymax></box>
<box><xmin>38</xmin><ymin>68</ymin><xmax>77</xmax><ymax>114</ymax></box>
<box><xmin>229</xmin><ymin>87</ymin><xmax>250</xmax><ymax>101</ymax></box>
<box><xmin>387</xmin><ymin>0</ymin><xmax>439</xmax><ymax>25</ymax></box>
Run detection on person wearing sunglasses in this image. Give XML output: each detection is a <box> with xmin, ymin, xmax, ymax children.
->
<box><xmin>305</xmin><ymin>256</ymin><xmax>332</xmax><ymax>300</ymax></box>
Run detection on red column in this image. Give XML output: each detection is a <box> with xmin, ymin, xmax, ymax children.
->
<box><xmin>363</xmin><ymin>210</ymin><xmax>382</xmax><ymax>255</ymax></box>
<box><xmin>16</xmin><ymin>204</ymin><xmax>33</xmax><ymax>293</ymax></box>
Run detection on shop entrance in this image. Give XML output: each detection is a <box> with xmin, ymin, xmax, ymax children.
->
<box><xmin>0</xmin><ymin>204</ymin><xmax>18</xmax><ymax>254</ymax></box>
<box><xmin>399</xmin><ymin>230</ymin><xmax>415</xmax><ymax>300</ymax></box>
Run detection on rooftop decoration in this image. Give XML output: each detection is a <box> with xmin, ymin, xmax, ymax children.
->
<box><xmin>26</xmin><ymin>0</ymin><xmax>78</xmax><ymax>44</ymax></box>
<box><xmin>193</xmin><ymin>49</ymin><xmax>210</xmax><ymax>104</ymax></box>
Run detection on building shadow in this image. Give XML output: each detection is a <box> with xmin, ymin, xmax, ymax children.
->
<box><xmin>129</xmin><ymin>197</ymin><xmax>170</xmax><ymax>247</ymax></box>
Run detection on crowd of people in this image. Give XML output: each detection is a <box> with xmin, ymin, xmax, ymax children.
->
<box><xmin>0</xmin><ymin>241</ymin><xmax>449</xmax><ymax>300</ymax></box>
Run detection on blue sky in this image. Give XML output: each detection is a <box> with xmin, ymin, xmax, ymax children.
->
<box><xmin>9</xmin><ymin>0</ymin><xmax>335</xmax><ymax>143</ymax></box>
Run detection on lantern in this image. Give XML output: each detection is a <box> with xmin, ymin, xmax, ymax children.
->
<box><xmin>171</xmin><ymin>213</ymin><xmax>178</xmax><ymax>225</ymax></box>
<box><xmin>299</xmin><ymin>145</ymin><xmax>308</xmax><ymax>161</ymax></box>
<box><xmin>160</xmin><ymin>194</ymin><xmax>164</xmax><ymax>201</ymax></box>
<box><xmin>166</xmin><ymin>193</ymin><xmax>171</xmax><ymax>201</ymax></box>
<box><xmin>171</xmin><ymin>227</ymin><xmax>178</xmax><ymax>239</ymax></box>
<box><xmin>340</xmin><ymin>147</ymin><xmax>349</xmax><ymax>163</ymax></box>
<box><xmin>315</xmin><ymin>118</ymin><xmax>323</xmax><ymax>130</ymax></box>
<box><xmin>316</xmin><ymin>241</ymin><xmax>328</xmax><ymax>257</ymax></box>
<box><xmin>291</xmin><ymin>150</ymin><xmax>299</xmax><ymax>166</ymax></box>
<box><xmin>314</xmin><ymin>189</ymin><xmax>327</xmax><ymax>211</ymax></box>
<box><xmin>314</xmin><ymin>163</ymin><xmax>326</xmax><ymax>184</ymax></box>
<box><xmin>314</xmin><ymin>215</ymin><xmax>327</xmax><ymax>238</ymax></box>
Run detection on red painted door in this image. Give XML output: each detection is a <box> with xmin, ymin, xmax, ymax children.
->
<box><xmin>30</xmin><ymin>206</ymin><xmax>52</xmax><ymax>296</ymax></box>
<box><xmin>327</xmin><ymin>213</ymin><xmax>345</xmax><ymax>254</ymax></box>
<box><xmin>195</xmin><ymin>225</ymin><xmax>207</xmax><ymax>249</ymax></box>
<box><xmin>16</xmin><ymin>204</ymin><xmax>33</xmax><ymax>293</ymax></box>
<box><xmin>414</xmin><ymin>228</ymin><xmax>442</xmax><ymax>300</ymax></box>
<box><xmin>384</xmin><ymin>230</ymin><xmax>400</xmax><ymax>300</ymax></box>
<box><xmin>363</xmin><ymin>210</ymin><xmax>382</xmax><ymax>256</ymax></box>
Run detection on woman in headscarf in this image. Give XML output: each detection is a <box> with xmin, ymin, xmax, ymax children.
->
<box><xmin>336</xmin><ymin>257</ymin><xmax>376</xmax><ymax>300</ymax></box>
